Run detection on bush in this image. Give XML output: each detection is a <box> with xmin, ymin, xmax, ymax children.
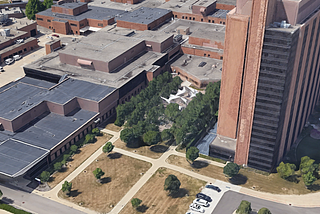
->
<box><xmin>164</xmin><ymin>174</ymin><xmax>181</xmax><ymax>195</ymax></box>
<box><xmin>102</xmin><ymin>142</ymin><xmax>114</xmax><ymax>153</ymax></box>
<box><xmin>223</xmin><ymin>162</ymin><xmax>240</xmax><ymax>178</ymax></box>
<box><xmin>0</xmin><ymin>203</ymin><xmax>31</xmax><ymax>214</ymax></box>
<box><xmin>236</xmin><ymin>200</ymin><xmax>252</xmax><ymax>214</ymax></box>
<box><xmin>258</xmin><ymin>208</ymin><xmax>272</xmax><ymax>214</ymax></box>
<box><xmin>84</xmin><ymin>134</ymin><xmax>95</xmax><ymax>144</ymax></box>
<box><xmin>54</xmin><ymin>162</ymin><xmax>63</xmax><ymax>171</ymax></box>
<box><xmin>91</xmin><ymin>128</ymin><xmax>101</xmax><ymax>136</ymax></box>
<box><xmin>186</xmin><ymin>146</ymin><xmax>199</xmax><ymax>163</ymax></box>
<box><xmin>70</xmin><ymin>145</ymin><xmax>78</xmax><ymax>153</ymax></box>
<box><xmin>131</xmin><ymin>198</ymin><xmax>142</xmax><ymax>209</ymax></box>
<box><xmin>40</xmin><ymin>171</ymin><xmax>50</xmax><ymax>182</ymax></box>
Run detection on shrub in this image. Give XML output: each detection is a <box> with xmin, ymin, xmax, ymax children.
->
<box><xmin>236</xmin><ymin>200</ymin><xmax>252</xmax><ymax>214</ymax></box>
<box><xmin>102</xmin><ymin>142</ymin><xmax>114</xmax><ymax>153</ymax></box>
<box><xmin>91</xmin><ymin>128</ymin><xmax>101</xmax><ymax>136</ymax></box>
<box><xmin>131</xmin><ymin>198</ymin><xmax>142</xmax><ymax>209</ymax></box>
<box><xmin>70</xmin><ymin>145</ymin><xmax>78</xmax><ymax>153</ymax></box>
<box><xmin>223</xmin><ymin>162</ymin><xmax>240</xmax><ymax>178</ymax></box>
<box><xmin>54</xmin><ymin>162</ymin><xmax>63</xmax><ymax>171</ymax></box>
<box><xmin>40</xmin><ymin>171</ymin><xmax>50</xmax><ymax>182</ymax></box>
<box><xmin>0</xmin><ymin>203</ymin><xmax>31</xmax><ymax>214</ymax></box>
<box><xmin>84</xmin><ymin>134</ymin><xmax>95</xmax><ymax>144</ymax></box>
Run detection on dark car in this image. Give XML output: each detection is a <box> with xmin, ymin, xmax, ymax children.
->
<box><xmin>205</xmin><ymin>185</ymin><xmax>221</xmax><ymax>192</ymax></box>
<box><xmin>196</xmin><ymin>193</ymin><xmax>212</xmax><ymax>202</ymax></box>
<box><xmin>52</xmin><ymin>34</ymin><xmax>60</xmax><ymax>38</ymax></box>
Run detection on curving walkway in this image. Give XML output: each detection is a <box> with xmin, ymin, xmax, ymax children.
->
<box><xmin>28</xmin><ymin>127</ymin><xmax>320</xmax><ymax>214</ymax></box>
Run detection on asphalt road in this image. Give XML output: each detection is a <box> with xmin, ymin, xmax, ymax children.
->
<box><xmin>0</xmin><ymin>184</ymin><xmax>85</xmax><ymax>214</ymax></box>
<box><xmin>212</xmin><ymin>191</ymin><xmax>320</xmax><ymax>214</ymax></box>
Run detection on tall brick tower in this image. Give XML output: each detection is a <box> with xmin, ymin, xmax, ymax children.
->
<box><xmin>217</xmin><ymin>0</ymin><xmax>320</xmax><ymax>171</ymax></box>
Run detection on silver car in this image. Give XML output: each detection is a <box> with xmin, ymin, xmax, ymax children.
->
<box><xmin>189</xmin><ymin>203</ymin><xmax>205</xmax><ymax>213</ymax></box>
<box><xmin>193</xmin><ymin>198</ymin><xmax>209</xmax><ymax>207</ymax></box>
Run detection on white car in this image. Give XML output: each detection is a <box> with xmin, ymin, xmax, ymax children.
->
<box><xmin>189</xmin><ymin>203</ymin><xmax>205</xmax><ymax>213</ymax></box>
<box><xmin>186</xmin><ymin>212</ymin><xmax>196</xmax><ymax>214</ymax></box>
<box><xmin>13</xmin><ymin>55</ymin><xmax>22</xmax><ymax>61</ymax></box>
<box><xmin>5</xmin><ymin>58</ymin><xmax>14</xmax><ymax>65</ymax></box>
<box><xmin>0</xmin><ymin>66</ymin><xmax>4</xmax><ymax>72</ymax></box>
<box><xmin>193</xmin><ymin>198</ymin><xmax>209</xmax><ymax>207</ymax></box>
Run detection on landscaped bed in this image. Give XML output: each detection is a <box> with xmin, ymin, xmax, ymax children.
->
<box><xmin>113</xmin><ymin>138</ymin><xmax>170</xmax><ymax>159</ymax></box>
<box><xmin>48</xmin><ymin>133</ymin><xmax>112</xmax><ymax>188</ymax></box>
<box><xmin>119</xmin><ymin>168</ymin><xmax>206</xmax><ymax>214</ymax></box>
<box><xmin>105</xmin><ymin>123</ymin><xmax>122</xmax><ymax>132</ymax></box>
<box><xmin>59</xmin><ymin>153</ymin><xmax>151</xmax><ymax>213</ymax></box>
<box><xmin>167</xmin><ymin>155</ymin><xmax>320</xmax><ymax>195</ymax></box>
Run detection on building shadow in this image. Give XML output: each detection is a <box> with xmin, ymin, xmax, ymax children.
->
<box><xmin>107</xmin><ymin>152</ymin><xmax>122</xmax><ymax>159</ymax></box>
<box><xmin>191</xmin><ymin>160</ymin><xmax>209</xmax><ymax>169</ymax></box>
<box><xmin>136</xmin><ymin>204</ymin><xmax>149</xmax><ymax>213</ymax></box>
<box><xmin>229</xmin><ymin>174</ymin><xmax>248</xmax><ymax>185</ymax></box>
<box><xmin>149</xmin><ymin>145</ymin><xmax>168</xmax><ymax>153</ymax></box>
<box><xmin>100</xmin><ymin>177</ymin><xmax>111</xmax><ymax>184</ymax></box>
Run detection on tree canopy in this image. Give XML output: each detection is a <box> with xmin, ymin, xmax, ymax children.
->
<box><xmin>143</xmin><ymin>131</ymin><xmax>161</xmax><ymax>146</ymax></box>
<box><xmin>300</xmin><ymin>156</ymin><xmax>317</xmax><ymax>174</ymax></box>
<box><xmin>236</xmin><ymin>200</ymin><xmax>252</xmax><ymax>214</ymax></box>
<box><xmin>84</xmin><ymin>134</ymin><xmax>95</xmax><ymax>144</ymax></box>
<box><xmin>54</xmin><ymin>162</ymin><xmax>63</xmax><ymax>172</ymax></box>
<box><xmin>40</xmin><ymin>171</ymin><xmax>50</xmax><ymax>183</ymax></box>
<box><xmin>276</xmin><ymin>162</ymin><xmax>296</xmax><ymax>179</ymax></box>
<box><xmin>91</xmin><ymin>128</ymin><xmax>101</xmax><ymax>136</ymax></box>
<box><xmin>186</xmin><ymin>146</ymin><xmax>199</xmax><ymax>163</ymax></box>
<box><xmin>161</xmin><ymin>129</ymin><xmax>173</xmax><ymax>141</ymax></box>
<box><xmin>258</xmin><ymin>208</ymin><xmax>272</xmax><ymax>214</ymax></box>
<box><xmin>103</xmin><ymin>142</ymin><xmax>114</xmax><ymax>153</ymax></box>
<box><xmin>131</xmin><ymin>198</ymin><xmax>142</xmax><ymax>209</ymax></box>
<box><xmin>26</xmin><ymin>0</ymin><xmax>44</xmax><ymax>20</ymax></box>
<box><xmin>70</xmin><ymin>145</ymin><xmax>78</xmax><ymax>153</ymax></box>
<box><xmin>223</xmin><ymin>162</ymin><xmax>240</xmax><ymax>178</ymax></box>
<box><xmin>42</xmin><ymin>0</ymin><xmax>53</xmax><ymax>9</ymax></box>
<box><xmin>93</xmin><ymin>168</ymin><xmax>105</xmax><ymax>180</ymax></box>
<box><xmin>61</xmin><ymin>181</ymin><xmax>72</xmax><ymax>196</ymax></box>
<box><xmin>302</xmin><ymin>171</ymin><xmax>317</xmax><ymax>187</ymax></box>
<box><xmin>164</xmin><ymin>174</ymin><xmax>181</xmax><ymax>195</ymax></box>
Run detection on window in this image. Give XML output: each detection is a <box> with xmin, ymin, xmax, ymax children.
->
<box><xmin>185</xmin><ymin>16</ymin><xmax>188</xmax><ymax>19</ymax></box>
<box><xmin>189</xmin><ymin>17</ymin><xmax>191</xmax><ymax>20</ymax></box>
<box><xmin>70</xmin><ymin>23</ymin><xmax>77</xmax><ymax>27</ymax></box>
<box><xmin>49</xmin><ymin>26</ymin><xmax>51</xmax><ymax>29</ymax></box>
<box><xmin>47</xmin><ymin>19</ymin><xmax>51</xmax><ymax>22</ymax></box>
<box><xmin>193</xmin><ymin>17</ymin><xmax>195</xmax><ymax>20</ymax></box>
<box><xmin>201</xmin><ymin>18</ymin><xmax>203</xmax><ymax>22</ymax></box>
<box><xmin>208</xmin><ymin>54</ymin><xmax>210</xmax><ymax>57</ymax></box>
<box><xmin>80</xmin><ymin>23</ymin><xmax>84</xmax><ymax>27</ymax></box>
<box><xmin>208</xmin><ymin>20</ymin><xmax>211</xmax><ymax>23</ymax></box>
<box><xmin>204</xmin><ymin>53</ymin><xmax>206</xmax><ymax>57</ymax></box>
<box><xmin>212</xmin><ymin>20</ymin><xmax>214</xmax><ymax>23</ymax></box>
<box><xmin>37</xmin><ymin>17</ymin><xmax>43</xmax><ymax>21</ymax></box>
<box><xmin>182</xmin><ymin>16</ymin><xmax>184</xmax><ymax>19</ymax></box>
<box><xmin>24</xmin><ymin>48</ymin><xmax>27</xmax><ymax>52</ymax></box>
<box><xmin>98</xmin><ymin>23</ymin><xmax>103</xmax><ymax>27</ymax></box>
<box><xmin>175</xmin><ymin>15</ymin><xmax>177</xmax><ymax>18</ymax></box>
<box><xmin>220</xmin><ymin>56</ymin><xmax>223</xmax><ymax>60</ymax></box>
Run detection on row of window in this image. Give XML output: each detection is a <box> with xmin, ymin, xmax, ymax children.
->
<box><xmin>174</xmin><ymin>15</ymin><xmax>225</xmax><ymax>24</ymax></box>
<box><xmin>36</xmin><ymin>17</ymin><xmax>103</xmax><ymax>28</ymax></box>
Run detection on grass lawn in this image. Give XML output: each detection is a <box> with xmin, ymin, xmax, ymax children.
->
<box><xmin>59</xmin><ymin>153</ymin><xmax>151</xmax><ymax>213</ymax></box>
<box><xmin>296</xmin><ymin>135</ymin><xmax>320</xmax><ymax>163</ymax></box>
<box><xmin>48</xmin><ymin>134</ymin><xmax>112</xmax><ymax>188</ymax></box>
<box><xmin>167</xmin><ymin>155</ymin><xmax>320</xmax><ymax>195</ymax></box>
<box><xmin>113</xmin><ymin>138</ymin><xmax>171</xmax><ymax>159</ymax></box>
<box><xmin>105</xmin><ymin>123</ymin><xmax>122</xmax><ymax>132</ymax></box>
<box><xmin>120</xmin><ymin>168</ymin><xmax>206</xmax><ymax>214</ymax></box>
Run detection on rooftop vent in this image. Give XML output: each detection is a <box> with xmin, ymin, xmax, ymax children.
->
<box><xmin>198</xmin><ymin>61</ymin><xmax>206</xmax><ymax>67</ymax></box>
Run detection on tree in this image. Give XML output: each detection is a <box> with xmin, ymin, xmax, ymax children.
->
<box><xmin>84</xmin><ymin>134</ymin><xmax>95</xmax><ymax>144</ymax></box>
<box><xmin>236</xmin><ymin>200</ymin><xmax>252</xmax><ymax>214</ymax></box>
<box><xmin>164</xmin><ymin>174</ymin><xmax>181</xmax><ymax>195</ymax></box>
<box><xmin>143</xmin><ymin>131</ymin><xmax>161</xmax><ymax>146</ymax></box>
<box><xmin>165</xmin><ymin>103</ymin><xmax>180</xmax><ymax>122</ymax></box>
<box><xmin>40</xmin><ymin>171</ymin><xmax>50</xmax><ymax>183</ymax></box>
<box><xmin>258</xmin><ymin>208</ymin><xmax>272</xmax><ymax>214</ymax></box>
<box><xmin>0</xmin><ymin>189</ymin><xmax>2</xmax><ymax>198</ymax></box>
<box><xmin>93</xmin><ymin>168</ymin><xmax>105</xmax><ymax>181</ymax></box>
<box><xmin>161</xmin><ymin>129</ymin><xmax>173</xmax><ymax>141</ymax></box>
<box><xmin>186</xmin><ymin>147</ymin><xmax>199</xmax><ymax>164</ymax></box>
<box><xmin>131</xmin><ymin>198</ymin><xmax>142</xmax><ymax>209</ymax></box>
<box><xmin>42</xmin><ymin>0</ymin><xmax>53</xmax><ymax>9</ymax></box>
<box><xmin>302</xmin><ymin>171</ymin><xmax>317</xmax><ymax>187</ymax></box>
<box><xmin>54</xmin><ymin>162</ymin><xmax>63</xmax><ymax>171</ymax></box>
<box><xmin>276</xmin><ymin>162</ymin><xmax>296</xmax><ymax>179</ymax></box>
<box><xmin>223</xmin><ymin>162</ymin><xmax>240</xmax><ymax>178</ymax></box>
<box><xmin>91</xmin><ymin>128</ymin><xmax>101</xmax><ymax>136</ymax></box>
<box><xmin>103</xmin><ymin>142</ymin><xmax>114</xmax><ymax>153</ymax></box>
<box><xmin>26</xmin><ymin>0</ymin><xmax>44</xmax><ymax>20</ymax></box>
<box><xmin>300</xmin><ymin>156</ymin><xmax>317</xmax><ymax>174</ymax></box>
<box><xmin>120</xmin><ymin>128</ymin><xmax>135</xmax><ymax>143</ymax></box>
<box><xmin>61</xmin><ymin>181</ymin><xmax>72</xmax><ymax>196</ymax></box>
<box><xmin>70</xmin><ymin>145</ymin><xmax>78</xmax><ymax>153</ymax></box>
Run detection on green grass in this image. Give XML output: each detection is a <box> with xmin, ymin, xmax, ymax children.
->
<box><xmin>199</xmin><ymin>154</ymin><xmax>226</xmax><ymax>164</ymax></box>
<box><xmin>296</xmin><ymin>135</ymin><xmax>320</xmax><ymax>163</ymax></box>
<box><xmin>0</xmin><ymin>202</ymin><xmax>31</xmax><ymax>214</ymax></box>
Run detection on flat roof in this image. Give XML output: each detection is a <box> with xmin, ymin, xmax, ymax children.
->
<box><xmin>210</xmin><ymin>134</ymin><xmax>237</xmax><ymax>151</ymax></box>
<box><xmin>59</xmin><ymin>29</ymin><xmax>144</xmax><ymax>63</ymax></box>
<box><xmin>37</xmin><ymin>5</ymin><xmax>125</xmax><ymax>22</ymax></box>
<box><xmin>194</xmin><ymin>0</ymin><xmax>216</xmax><ymax>7</ymax></box>
<box><xmin>0</xmin><ymin>77</ymin><xmax>115</xmax><ymax>120</ymax></box>
<box><xmin>116</xmin><ymin>7</ymin><xmax>171</xmax><ymax>25</ymax></box>
<box><xmin>0</xmin><ymin>7</ymin><xmax>22</xmax><ymax>15</ymax></box>
<box><xmin>53</xmin><ymin>2</ymin><xmax>87</xmax><ymax>9</ymax></box>
<box><xmin>216</xmin><ymin>0</ymin><xmax>236</xmax><ymax>5</ymax></box>
<box><xmin>208</xmin><ymin>9</ymin><xmax>229</xmax><ymax>19</ymax></box>
<box><xmin>171</xmin><ymin>54</ymin><xmax>222</xmax><ymax>81</ymax></box>
<box><xmin>158</xmin><ymin>0</ymin><xmax>199</xmax><ymax>13</ymax></box>
<box><xmin>158</xmin><ymin>19</ymin><xmax>225</xmax><ymax>41</ymax></box>
<box><xmin>0</xmin><ymin>37</ymin><xmax>36</xmax><ymax>56</ymax></box>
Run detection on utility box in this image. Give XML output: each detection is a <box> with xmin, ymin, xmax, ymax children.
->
<box><xmin>177</xmin><ymin>26</ymin><xmax>190</xmax><ymax>35</ymax></box>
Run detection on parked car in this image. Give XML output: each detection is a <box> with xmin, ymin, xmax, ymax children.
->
<box><xmin>0</xmin><ymin>66</ymin><xmax>4</xmax><ymax>72</ymax></box>
<box><xmin>52</xmin><ymin>34</ymin><xmax>60</xmax><ymax>38</ymax></box>
<box><xmin>193</xmin><ymin>198</ymin><xmax>210</xmax><ymax>207</ymax></box>
<box><xmin>186</xmin><ymin>212</ymin><xmax>196</xmax><ymax>214</ymax></box>
<box><xmin>189</xmin><ymin>203</ymin><xmax>205</xmax><ymax>213</ymax></box>
<box><xmin>205</xmin><ymin>185</ymin><xmax>221</xmax><ymax>192</ymax></box>
<box><xmin>13</xmin><ymin>55</ymin><xmax>22</xmax><ymax>61</ymax></box>
<box><xmin>5</xmin><ymin>58</ymin><xmax>14</xmax><ymax>65</ymax></box>
<box><xmin>16</xmin><ymin>39</ymin><xmax>24</xmax><ymax>44</ymax></box>
<box><xmin>196</xmin><ymin>193</ymin><xmax>212</xmax><ymax>202</ymax></box>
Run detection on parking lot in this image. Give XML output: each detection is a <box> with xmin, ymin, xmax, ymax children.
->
<box><xmin>186</xmin><ymin>180</ymin><xmax>241</xmax><ymax>214</ymax></box>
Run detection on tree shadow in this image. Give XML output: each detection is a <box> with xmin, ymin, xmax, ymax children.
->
<box><xmin>286</xmin><ymin>175</ymin><xmax>300</xmax><ymax>183</ymax></box>
<box><xmin>69</xmin><ymin>190</ymin><xmax>82</xmax><ymax>197</ymax></box>
<box><xmin>107</xmin><ymin>152</ymin><xmax>122</xmax><ymax>159</ymax></box>
<box><xmin>126</xmin><ymin>141</ymin><xmax>142</xmax><ymax>148</ymax></box>
<box><xmin>1</xmin><ymin>197</ymin><xmax>14</xmax><ymax>204</ymax></box>
<box><xmin>150</xmin><ymin>145</ymin><xmax>168</xmax><ymax>153</ymax></box>
<box><xmin>136</xmin><ymin>204</ymin><xmax>149</xmax><ymax>213</ymax></box>
<box><xmin>171</xmin><ymin>188</ymin><xmax>189</xmax><ymax>198</ymax></box>
<box><xmin>229</xmin><ymin>174</ymin><xmax>248</xmax><ymax>185</ymax></box>
<box><xmin>307</xmin><ymin>184</ymin><xmax>320</xmax><ymax>191</ymax></box>
<box><xmin>59</xmin><ymin>167</ymin><xmax>68</xmax><ymax>173</ymax></box>
<box><xmin>100</xmin><ymin>177</ymin><xmax>111</xmax><ymax>184</ymax></box>
<box><xmin>191</xmin><ymin>160</ymin><xmax>209</xmax><ymax>169</ymax></box>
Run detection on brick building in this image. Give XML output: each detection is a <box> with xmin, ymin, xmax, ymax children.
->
<box><xmin>216</xmin><ymin>0</ymin><xmax>320</xmax><ymax>171</ymax></box>
<box><xmin>36</xmin><ymin>2</ymin><xmax>125</xmax><ymax>35</ymax></box>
